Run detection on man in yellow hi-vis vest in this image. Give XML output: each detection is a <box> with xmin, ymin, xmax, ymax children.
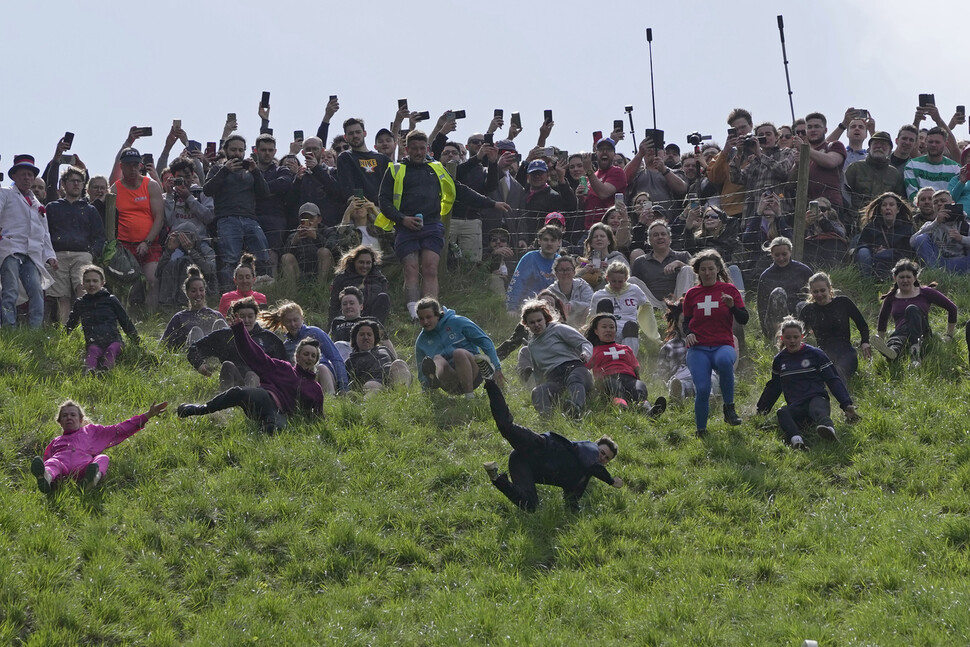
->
<box><xmin>379</xmin><ymin>130</ymin><xmax>511</xmax><ymax>320</ymax></box>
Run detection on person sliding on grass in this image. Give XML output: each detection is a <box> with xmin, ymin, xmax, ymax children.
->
<box><xmin>756</xmin><ymin>317</ymin><xmax>860</xmax><ymax>450</ymax></box>
<box><xmin>31</xmin><ymin>400</ymin><xmax>168</xmax><ymax>493</ymax></box>
<box><xmin>177</xmin><ymin>311</ymin><xmax>324</xmax><ymax>433</ymax></box>
<box><xmin>584</xmin><ymin>312</ymin><xmax>666</xmax><ymax>416</ymax></box>
<box><xmin>481</xmin><ymin>379</ymin><xmax>623</xmax><ymax>512</ymax></box>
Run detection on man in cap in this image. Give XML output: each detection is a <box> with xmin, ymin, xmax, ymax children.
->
<box><xmin>111</xmin><ymin>146</ymin><xmax>165</xmax><ymax>310</ymax></box>
<box><xmin>581</xmin><ymin>137</ymin><xmax>628</xmax><ymax>228</ymax></box>
<box><xmin>517</xmin><ymin>159</ymin><xmax>578</xmax><ymax>248</ymax></box>
<box><xmin>0</xmin><ymin>155</ymin><xmax>58</xmax><ymax>327</ymax></box>
<box><xmin>280</xmin><ymin>202</ymin><xmax>330</xmax><ymax>284</ymax></box>
<box><xmin>845</xmin><ymin>131</ymin><xmax>907</xmax><ymax>213</ymax></box>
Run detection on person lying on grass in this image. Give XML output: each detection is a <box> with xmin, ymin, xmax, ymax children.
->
<box><xmin>31</xmin><ymin>400</ymin><xmax>168</xmax><ymax>493</ymax></box>
<box><xmin>481</xmin><ymin>379</ymin><xmax>622</xmax><ymax>512</ymax></box>
<box><xmin>177</xmin><ymin>312</ymin><xmax>324</xmax><ymax>434</ymax></box>
<box><xmin>756</xmin><ymin>317</ymin><xmax>860</xmax><ymax>450</ymax></box>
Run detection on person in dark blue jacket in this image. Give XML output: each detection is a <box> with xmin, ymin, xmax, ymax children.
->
<box><xmin>481</xmin><ymin>380</ymin><xmax>623</xmax><ymax>511</ymax></box>
<box><xmin>756</xmin><ymin>317</ymin><xmax>860</xmax><ymax>449</ymax></box>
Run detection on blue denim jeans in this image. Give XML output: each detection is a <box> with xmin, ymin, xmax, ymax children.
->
<box><xmin>216</xmin><ymin>216</ymin><xmax>270</xmax><ymax>286</ymax></box>
<box><xmin>1</xmin><ymin>254</ymin><xmax>44</xmax><ymax>328</ymax></box>
<box><xmin>911</xmin><ymin>233</ymin><xmax>970</xmax><ymax>273</ymax></box>
<box><xmin>686</xmin><ymin>344</ymin><xmax>737</xmax><ymax>431</ymax></box>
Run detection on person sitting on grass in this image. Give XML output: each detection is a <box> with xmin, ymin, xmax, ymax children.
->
<box><xmin>218</xmin><ymin>253</ymin><xmax>266</xmax><ymax>316</ymax></box>
<box><xmin>177</xmin><ymin>314</ymin><xmax>324</xmax><ymax>433</ymax></box>
<box><xmin>798</xmin><ymin>272</ymin><xmax>870</xmax><ymax>381</ymax></box>
<box><xmin>415</xmin><ymin>297</ymin><xmax>504</xmax><ymax>397</ymax></box>
<box><xmin>65</xmin><ymin>265</ymin><xmax>140</xmax><ymax>375</ymax></box>
<box><xmin>756</xmin><ymin>317</ymin><xmax>860</xmax><ymax>450</ymax></box>
<box><xmin>327</xmin><ymin>245</ymin><xmax>391</xmax><ymax>324</ymax></box>
<box><xmin>481</xmin><ymin>379</ymin><xmax>622</xmax><ymax>512</ymax></box>
<box><xmin>584</xmin><ymin>312</ymin><xmax>666</xmax><ymax>416</ymax></box>
<box><xmin>756</xmin><ymin>236</ymin><xmax>814</xmax><ymax>338</ymax></box>
<box><xmin>159</xmin><ymin>265</ymin><xmax>226</xmax><ymax>350</ymax></box>
<box><xmin>590</xmin><ymin>261</ymin><xmax>654</xmax><ymax>353</ymax></box>
<box><xmin>187</xmin><ymin>296</ymin><xmax>287</xmax><ymax>390</ymax></box>
<box><xmin>31</xmin><ymin>400</ymin><xmax>168</xmax><ymax>493</ymax></box>
<box><xmin>260</xmin><ymin>300</ymin><xmax>348</xmax><ymax>395</ymax></box>
<box><xmin>328</xmin><ymin>285</ymin><xmax>396</xmax><ymax>362</ymax></box>
<box><xmin>521</xmin><ymin>298</ymin><xmax>594</xmax><ymax>417</ymax></box>
<box><xmin>871</xmin><ymin>259</ymin><xmax>957</xmax><ymax>365</ymax></box>
<box><xmin>345</xmin><ymin>320</ymin><xmax>412</xmax><ymax>397</ymax></box>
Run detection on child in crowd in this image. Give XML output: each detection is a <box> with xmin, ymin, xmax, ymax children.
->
<box><xmin>218</xmin><ymin>253</ymin><xmax>267</xmax><ymax>316</ymax></box>
<box><xmin>590</xmin><ymin>261</ymin><xmax>654</xmax><ymax>353</ymax></box>
<box><xmin>584</xmin><ymin>312</ymin><xmax>666</xmax><ymax>416</ymax></box>
<box><xmin>31</xmin><ymin>400</ymin><xmax>168</xmax><ymax>492</ymax></box>
<box><xmin>260</xmin><ymin>301</ymin><xmax>348</xmax><ymax>394</ymax></box>
<box><xmin>756</xmin><ymin>317</ymin><xmax>860</xmax><ymax>449</ymax></box>
<box><xmin>160</xmin><ymin>265</ymin><xmax>226</xmax><ymax>350</ymax></box>
<box><xmin>65</xmin><ymin>265</ymin><xmax>140</xmax><ymax>374</ymax></box>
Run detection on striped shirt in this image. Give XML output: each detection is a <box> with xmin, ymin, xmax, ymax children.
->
<box><xmin>903</xmin><ymin>155</ymin><xmax>960</xmax><ymax>199</ymax></box>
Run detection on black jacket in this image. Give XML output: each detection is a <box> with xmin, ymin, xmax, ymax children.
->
<box><xmin>65</xmin><ymin>288</ymin><xmax>139</xmax><ymax>347</ymax></box>
<box><xmin>187</xmin><ymin>324</ymin><xmax>286</xmax><ymax>371</ymax></box>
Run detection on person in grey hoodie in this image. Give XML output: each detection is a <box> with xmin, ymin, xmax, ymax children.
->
<box><xmin>520</xmin><ymin>299</ymin><xmax>593</xmax><ymax>416</ymax></box>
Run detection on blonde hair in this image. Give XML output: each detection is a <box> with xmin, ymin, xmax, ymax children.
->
<box><xmin>260</xmin><ymin>300</ymin><xmax>303</xmax><ymax>331</ymax></box>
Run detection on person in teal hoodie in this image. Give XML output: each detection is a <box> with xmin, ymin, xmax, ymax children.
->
<box><xmin>415</xmin><ymin>297</ymin><xmax>504</xmax><ymax>396</ymax></box>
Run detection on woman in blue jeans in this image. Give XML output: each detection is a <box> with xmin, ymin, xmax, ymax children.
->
<box><xmin>682</xmin><ymin>249</ymin><xmax>748</xmax><ymax>436</ymax></box>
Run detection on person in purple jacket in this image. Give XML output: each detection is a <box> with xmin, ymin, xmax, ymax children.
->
<box><xmin>176</xmin><ymin>315</ymin><xmax>324</xmax><ymax>433</ymax></box>
<box><xmin>31</xmin><ymin>400</ymin><xmax>168</xmax><ymax>492</ymax></box>
<box><xmin>871</xmin><ymin>259</ymin><xmax>957</xmax><ymax>364</ymax></box>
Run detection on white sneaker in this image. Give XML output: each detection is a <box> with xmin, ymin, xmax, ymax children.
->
<box><xmin>816</xmin><ymin>425</ymin><xmax>837</xmax><ymax>441</ymax></box>
<box><xmin>483</xmin><ymin>461</ymin><xmax>499</xmax><ymax>481</ymax></box>
<box><xmin>790</xmin><ymin>435</ymin><xmax>806</xmax><ymax>450</ymax></box>
<box><xmin>869</xmin><ymin>336</ymin><xmax>897</xmax><ymax>360</ymax></box>
<box><xmin>407</xmin><ymin>301</ymin><xmax>419</xmax><ymax>321</ymax></box>
<box><xmin>474</xmin><ymin>353</ymin><xmax>495</xmax><ymax>380</ymax></box>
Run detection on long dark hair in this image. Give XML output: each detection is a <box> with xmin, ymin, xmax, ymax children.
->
<box><xmin>879</xmin><ymin>259</ymin><xmax>937</xmax><ymax>301</ymax></box>
<box><xmin>584</xmin><ymin>312</ymin><xmax>619</xmax><ymax>346</ymax></box>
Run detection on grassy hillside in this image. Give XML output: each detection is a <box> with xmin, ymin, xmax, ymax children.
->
<box><xmin>3</xmin><ymin>266</ymin><xmax>970</xmax><ymax>645</ymax></box>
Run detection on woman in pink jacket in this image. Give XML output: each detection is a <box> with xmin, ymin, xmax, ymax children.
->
<box><xmin>31</xmin><ymin>400</ymin><xmax>168</xmax><ymax>492</ymax></box>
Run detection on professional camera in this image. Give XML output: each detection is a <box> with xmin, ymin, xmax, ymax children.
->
<box><xmin>686</xmin><ymin>132</ymin><xmax>712</xmax><ymax>147</ymax></box>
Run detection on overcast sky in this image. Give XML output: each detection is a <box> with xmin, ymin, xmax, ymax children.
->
<box><xmin>3</xmin><ymin>0</ymin><xmax>968</xmax><ymax>179</ymax></box>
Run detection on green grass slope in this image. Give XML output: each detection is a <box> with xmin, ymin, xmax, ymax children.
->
<box><xmin>2</xmin><ymin>267</ymin><xmax>970</xmax><ymax>645</ymax></box>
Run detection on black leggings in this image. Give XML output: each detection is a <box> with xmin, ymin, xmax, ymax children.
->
<box><xmin>205</xmin><ymin>387</ymin><xmax>285</xmax><ymax>433</ymax></box>
<box><xmin>485</xmin><ymin>380</ymin><xmax>549</xmax><ymax>511</ymax></box>
<box><xmin>601</xmin><ymin>373</ymin><xmax>648</xmax><ymax>403</ymax></box>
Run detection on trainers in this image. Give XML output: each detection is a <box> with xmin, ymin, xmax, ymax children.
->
<box><xmin>31</xmin><ymin>456</ymin><xmax>52</xmax><ymax>493</ymax></box>
<box><xmin>81</xmin><ymin>463</ymin><xmax>101</xmax><ymax>490</ymax></box>
<box><xmin>723</xmin><ymin>403</ymin><xmax>742</xmax><ymax>426</ymax></box>
<box><xmin>909</xmin><ymin>342</ymin><xmax>921</xmax><ymax>368</ymax></box>
<box><xmin>695</xmin><ymin>428</ymin><xmax>708</xmax><ymax>438</ymax></box>
<box><xmin>644</xmin><ymin>396</ymin><xmax>667</xmax><ymax>418</ymax></box>
<box><xmin>421</xmin><ymin>357</ymin><xmax>440</xmax><ymax>389</ymax></box>
<box><xmin>612</xmin><ymin>397</ymin><xmax>629</xmax><ymax>409</ymax></box>
<box><xmin>474</xmin><ymin>353</ymin><xmax>495</xmax><ymax>380</ymax></box>
<box><xmin>483</xmin><ymin>461</ymin><xmax>499</xmax><ymax>481</ymax></box>
<box><xmin>669</xmin><ymin>378</ymin><xmax>683</xmax><ymax>402</ymax></box>
<box><xmin>816</xmin><ymin>424</ymin><xmax>837</xmax><ymax>441</ymax></box>
<box><xmin>870</xmin><ymin>336</ymin><xmax>897</xmax><ymax>360</ymax></box>
<box><xmin>790</xmin><ymin>434</ymin><xmax>807</xmax><ymax>450</ymax></box>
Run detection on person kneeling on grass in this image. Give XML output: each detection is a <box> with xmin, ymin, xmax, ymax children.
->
<box><xmin>584</xmin><ymin>312</ymin><xmax>666</xmax><ymax>416</ymax></box>
<box><xmin>415</xmin><ymin>297</ymin><xmax>504</xmax><ymax>397</ymax></box>
<box><xmin>756</xmin><ymin>317</ymin><xmax>860</xmax><ymax>450</ymax></box>
<box><xmin>31</xmin><ymin>400</ymin><xmax>168</xmax><ymax>493</ymax></box>
<box><xmin>481</xmin><ymin>380</ymin><xmax>622</xmax><ymax>512</ymax></box>
<box><xmin>65</xmin><ymin>265</ymin><xmax>141</xmax><ymax>375</ymax></box>
<box><xmin>346</xmin><ymin>320</ymin><xmax>412</xmax><ymax>397</ymax></box>
<box><xmin>178</xmin><ymin>315</ymin><xmax>324</xmax><ymax>433</ymax></box>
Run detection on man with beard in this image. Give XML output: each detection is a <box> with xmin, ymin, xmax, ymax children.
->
<box><xmin>845</xmin><ymin>131</ymin><xmax>906</xmax><ymax>214</ymax></box>
<box><xmin>337</xmin><ymin>117</ymin><xmax>389</xmax><ymax>204</ymax></box>
<box><xmin>582</xmin><ymin>137</ymin><xmax>628</xmax><ymax>228</ymax></box>
<box><xmin>203</xmin><ymin>135</ymin><xmax>271</xmax><ymax>286</ymax></box>
<box><xmin>903</xmin><ymin>126</ymin><xmax>960</xmax><ymax>200</ymax></box>
<box><xmin>791</xmin><ymin>113</ymin><xmax>846</xmax><ymax>222</ymax></box>
<box><xmin>253</xmin><ymin>134</ymin><xmax>295</xmax><ymax>273</ymax></box>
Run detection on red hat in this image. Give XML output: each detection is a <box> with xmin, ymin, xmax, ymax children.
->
<box><xmin>544</xmin><ymin>212</ymin><xmax>566</xmax><ymax>227</ymax></box>
<box><xmin>8</xmin><ymin>154</ymin><xmax>40</xmax><ymax>177</ymax></box>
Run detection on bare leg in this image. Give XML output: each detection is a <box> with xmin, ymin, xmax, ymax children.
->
<box><xmin>143</xmin><ymin>261</ymin><xmax>159</xmax><ymax>312</ymax></box>
<box><xmin>280</xmin><ymin>253</ymin><xmax>300</xmax><ymax>282</ymax></box>
<box><xmin>419</xmin><ymin>249</ymin><xmax>440</xmax><ymax>298</ymax></box>
<box><xmin>317</xmin><ymin>248</ymin><xmax>333</xmax><ymax>284</ymax></box>
<box><xmin>316</xmin><ymin>364</ymin><xmax>336</xmax><ymax>395</ymax></box>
